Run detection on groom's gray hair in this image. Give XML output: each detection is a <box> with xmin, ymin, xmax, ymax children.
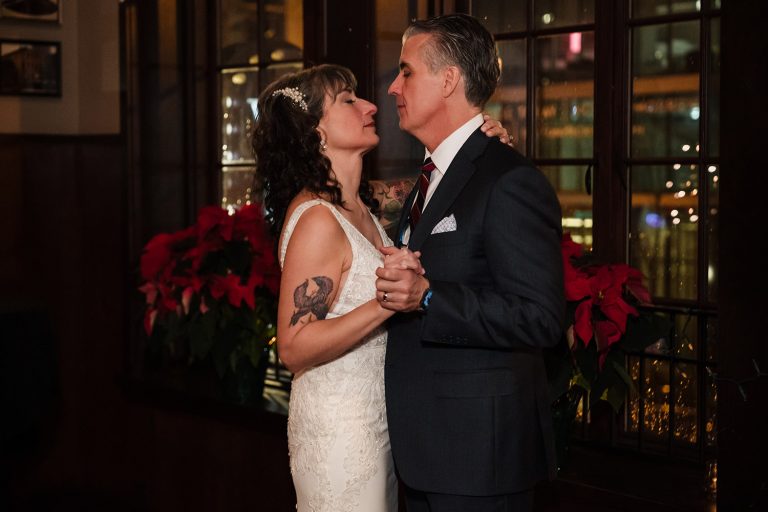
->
<box><xmin>403</xmin><ymin>13</ymin><xmax>500</xmax><ymax>108</ymax></box>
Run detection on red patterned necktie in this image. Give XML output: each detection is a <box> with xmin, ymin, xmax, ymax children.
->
<box><xmin>409</xmin><ymin>157</ymin><xmax>436</xmax><ymax>233</ymax></box>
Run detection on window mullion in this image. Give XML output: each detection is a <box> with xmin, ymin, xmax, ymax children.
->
<box><xmin>592</xmin><ymin>0</ymin><xmax>628</xmax><ymax>264</ymax></box>
<box><xmin>526</xmin><ymin>0</ymin><xmax>534</xmax><ymax>159</ymax></box>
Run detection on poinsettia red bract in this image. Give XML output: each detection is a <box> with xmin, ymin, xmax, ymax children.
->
<box><xmin>139</xmin><ymin>203</ymin><xmax>280</xmax><ymax>335</ymax></box>
<box><xmin>561</xmin><ymin>233</ymin><xmax>652</xmax><ymax>369</ymax></box>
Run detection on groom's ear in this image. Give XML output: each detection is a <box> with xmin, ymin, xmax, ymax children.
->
<box><xmin>441</xmin><ymin>66</ymin><xmax>462</xmax><ymax>99</ymax></box>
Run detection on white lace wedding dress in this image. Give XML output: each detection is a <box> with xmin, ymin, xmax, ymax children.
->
<box><xmin>279</xmin><ymin>199</ymin><xmax>398</xmax><ymax>512</ymax></box>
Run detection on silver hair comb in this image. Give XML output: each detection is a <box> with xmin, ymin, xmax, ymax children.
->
<box><xmin>271</xmin><ymin>87</ymin><xmax>308</xmax><ymax>112</ymax></box>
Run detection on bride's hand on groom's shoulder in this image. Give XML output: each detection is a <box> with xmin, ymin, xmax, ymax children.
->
<box><xmin>481</xmin><ymin>114</ymin><xmax>514</xmax><ymax>147</ymax></box>
<box><xmin>379</xmin><ymin>246</ymin><xmax>425</xmax><ymax>275</ymax></box>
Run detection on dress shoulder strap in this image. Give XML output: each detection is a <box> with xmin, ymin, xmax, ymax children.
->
<box><xmin>279</xmin><ymin>199</ymin><xmax>348</xmax><ymax>268</ymax></box>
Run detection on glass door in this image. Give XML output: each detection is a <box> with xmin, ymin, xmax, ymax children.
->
<box><xmin>474</xmin><ymin>0</ymin><xmax>596</xmax><ymax>248</ymax></box>
<box><xmin>217</xmin><ymin>0</ymin><xmax>304</xmax><ymax>211</ymax></box>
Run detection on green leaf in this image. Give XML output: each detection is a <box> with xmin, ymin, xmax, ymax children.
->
<box><xmin>212</xmin><ymin>348</ymin><xmax>229</xmax><ymax>379</ymax></box>
<box><xmin>592</xmin><ymin>354</ymin><xmax>634</xmax><ymax>413</ymax></box>
<box><xmin>601</xmin><ymin>384</ymin><xmax>626</xmax><ymax>413</ymax></box>
<box><xmin>242</xmin><ymin>336</ymin><xmax>268</xmax><ymax>369</ymax></box>
<box><xmin>188</xmin><ymin>308</ymin><xmax>217</xmax><ymax>360</ymax></box>
<box><xmin>572</xmin><ymin>370</ymin><xmax>592</xmax><ymax>392</ymax></box>
<box><xmin>189</xmin><ymin>323</ymin><xmax>214</xmax><ymax>360</ymax></box>
<box><xmin>211</xmin><ymin>323</ymin><xmax>240</xmax><ymax>379</ymax></box>
<box><xmin>612</xmin><ymin>359</ymin><xmax>637</xmax><ymax>394</ymax></box>
<box><xmin>220</xmin><ymin>302</ymin><xmax>235</xmax><ymax>324</ymax></box>
<box><xmin>590</xmin><ymin>352</ymin><xmax>622</xmax><ymax>408</ymax></box>
<box><xmin>229</xmin><ymin>349</ymin><xmax>240</xmax><ymax>374</ymax></box>
<box><xmin>573</xmin><ymin>343</ymin><xmax>598</xmax><ymax>383</ymax></box>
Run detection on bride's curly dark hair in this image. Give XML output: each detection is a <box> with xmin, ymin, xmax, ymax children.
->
<box><xmin>252</xmin><ymin>64</ymin><xmax>379</xmax><ymax>238</ymax></box>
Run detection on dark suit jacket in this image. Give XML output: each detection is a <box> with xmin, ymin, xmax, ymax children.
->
<box><xmin>385</xmin><ymin>128</ymin><xmax>565</xmax><ymax>496</ymax></box>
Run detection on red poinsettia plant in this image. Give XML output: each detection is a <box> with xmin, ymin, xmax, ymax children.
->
<box><xmin>562</xmin><ymin>234</ymin><xmax>652</xmax><ymax>370</ymax></box>
<box><xmin>138</xmin><ymin>203</ymin><xmax>280</xmax><ymax>404</ymax></box>
<box><xmin>547</xmin><ymin>234</ymin><xmax>669</xmax><ymax>414</ymax></box>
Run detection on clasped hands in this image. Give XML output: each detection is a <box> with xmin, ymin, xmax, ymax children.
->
<box><xmin>375</xmin><ymin>246</ymin><xmax>430</xmax><ymax>312</ymax></box>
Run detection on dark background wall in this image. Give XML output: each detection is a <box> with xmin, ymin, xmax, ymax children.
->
<box><xmin>0</xmin><ymin>135</ymin><xmax>295</xmax><ymax>512</ymax></box>
<box><xmin>717</xmin><ymin>1</ymin><xmax>768</xmax><ymax>510</ymax></box>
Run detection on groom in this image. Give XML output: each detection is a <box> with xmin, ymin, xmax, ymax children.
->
<box><xmin>375</xmin><ymin>14</ymin><xmax>565</xmax><ymax>512</ymax></box>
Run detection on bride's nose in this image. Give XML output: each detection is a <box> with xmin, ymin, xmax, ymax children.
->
<box><xmin>359</xmin><ymin>99</ymin><xmax>377</xmax><ymax>115</ymax></box>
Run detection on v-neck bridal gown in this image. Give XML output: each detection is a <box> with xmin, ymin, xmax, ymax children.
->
<box><xmin>278</xmin><ymin>199</ymin><xmax>398</xmax><ymax>512</ymax></box>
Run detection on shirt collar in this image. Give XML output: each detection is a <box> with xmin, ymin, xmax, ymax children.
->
<box><xmin>424</xmin><ymin>113</ymin><xmax>484</xmax><ymax>176</ymax></box>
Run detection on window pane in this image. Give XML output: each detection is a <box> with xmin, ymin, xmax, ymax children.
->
<box><xmin>706</xmin><ymin>316</ymin><xmax>717</xmax><ymax>363</ymax></box>
<box><xmin>220</xmin><ymin>0</ymin><xmax>260</xmax><ymax>66</ymax></box>
<box><xmin>673</xmin><ymin>313</ymin><xmax>697</xmax><ymax>359</ymax></box>
<box><xmin>674</xmin><ymin>363</ymin><xmax>698</xmax><ymax>445</ymax></box>
<box><xmin>709</xmin><ymin>18</ymin><xmax>720</xmax><ymax>156</ymax></box>
<box><xmin>221</xmin><ymin>68</ymin><xmax>259</xmax><ymax>164</ymax></box>
<box><xmin>631</xmin><ymin>21</ymin><xmax>700</xmax><ymax>158</ymax></box>
<box><xmin>488</xmin><ymin>39</ymin><xmax>527</xmax><ymax>155</ymax></box>
<box><xmin>630</xmin><ymin>165</ymin><xmax>699</xmax><ymax>300</ymax></box>
<box><xmin>707</xmin><ymin>164</ymin><xmax>718</xmax><ymax>301</ymax></box>
<box><xmin>264</xmin><ymin>0</ymin><xmax>303</xmax><ymax>63</ymax></box>
<box><xmin>626</xmin><ymin>356</ymin><xmax>641</xmax><ymax>434</ymax></box>
<box><xmin>220</xmin><ymin>0</ymin><xmax>303</xmax><ymax>67</ymax></box>
<box><xmin>633</xmin><ymin>0</ymin><xmax>700</xmax><ymax>18</ymax></box>
<box><xmin>534</xmin><ymin>0</ymin><xmax>594</xmax><ymax>29</ymax></box>
<box><xmin>221</xmin><ymin>166</ymin><xmax>256</xmax><ymax>211</ymax></box>
<box><xmin>705</xmin><ymin>364</ymin><xmax>717</xmax><ymax>447</ymax></box>
<box><xmin>473</xmin><ymin>0</ymin><xmax>527</xmax><ymax>33</ymax></box>
<box><xmin>535</xmin><ymin>32</ymin><xmax>595</xmax><ymax>159</ymax></box>
<box><xmin>642</xmin><ymin>358</ymin><xmax>670</xmax><ymax>449</ymax></box>
<box><xmin>540</xmin><ymin>165</ymin><xmax>593</xmax><ymax>250</ymax></box>
<box><xmin>374</xmin><ymin>0</ymin><xmax>422</xmax><ymax>179</ymax></box>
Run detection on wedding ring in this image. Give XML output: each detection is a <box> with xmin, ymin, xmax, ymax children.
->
<box><xmin>383</xmin><ymin>292</ymin><xmax>389</xmax><ymax>302</ymax></box>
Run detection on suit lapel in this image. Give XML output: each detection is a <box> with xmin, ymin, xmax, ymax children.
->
<box><xmin>408</xmin><ymin>129</ymin><xmax>490</xmax><ymax>250</ymax></box>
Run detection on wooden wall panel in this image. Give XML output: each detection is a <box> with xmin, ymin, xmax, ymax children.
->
<box><xmin>1</xmin><ymin>135</ymin><xmax>294</xmax><ymax>511</ymax></box>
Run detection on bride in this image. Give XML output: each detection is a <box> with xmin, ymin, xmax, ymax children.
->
<box><xmin>252</xmin><ymin>64</ymin><xmax>508</xmax><ymax>512</ymax></box>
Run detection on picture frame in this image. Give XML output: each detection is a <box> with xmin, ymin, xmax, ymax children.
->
<box><xmin>0</xmin><ymin>39</ymin><xmax>61</xmax><ymax>96</ymax></box>
<box><xmin>0</xmin><ymin>0</ymin><xmax>61</xmax><ymax>23</ymax></box>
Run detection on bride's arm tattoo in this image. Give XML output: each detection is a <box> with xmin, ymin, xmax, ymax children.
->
<box><xmin>290</xmin><ymin>276</ymin><xmax>334</xmax><ymax>326</ymax></box>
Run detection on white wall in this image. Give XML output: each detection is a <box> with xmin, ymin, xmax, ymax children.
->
<box><xmin>0</xmin><ymin>0</ymin><xmax>120</xmax><ymax>135</ymax></box>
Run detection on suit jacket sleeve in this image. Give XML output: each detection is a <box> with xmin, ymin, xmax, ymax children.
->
<box><xmin>420</xmin><ymin>165</ymin><xmax>565</xmax><ymax>350</ymax></box>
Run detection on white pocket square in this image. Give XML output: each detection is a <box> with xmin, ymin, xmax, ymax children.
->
<box><xmin>431</xmin><ymin>214</ymin><xmax>457</xmax><ymax>234</ymax></box>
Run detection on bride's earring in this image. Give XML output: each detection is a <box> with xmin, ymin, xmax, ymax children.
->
<box><xmin>317</xmin><ymin>127</ymin><xmax>328</xmax><ymax>152</ymax></box>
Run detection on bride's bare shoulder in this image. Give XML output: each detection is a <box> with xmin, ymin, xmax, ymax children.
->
<box><xmin>281</xmin><ymin>192</ymin><xmax>344</xmax><ymax>248</ymax></box>
<box><xmin>284</xmin><ymin>190</ymin><xmax>322</xmax><ymax>220</ymax></box>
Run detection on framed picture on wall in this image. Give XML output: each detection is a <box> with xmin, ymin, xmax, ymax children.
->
<box><xmin>0</xmin><ymin>0</ymin><xmax>60</xmax><ymax>23</ymax></box>
<box><xmin>0</xmin><ymin>39</ymin><xmax>61</xmax><ymax>96</ymax></box>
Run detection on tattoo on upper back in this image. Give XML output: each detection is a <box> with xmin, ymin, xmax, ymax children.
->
<box><xmin>290</xmin><ymin>276</ymin><xmax>334</xmax><ymax>326</ymax></box>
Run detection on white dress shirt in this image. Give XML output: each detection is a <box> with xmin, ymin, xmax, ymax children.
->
<box><xmin>402</xmin><ymin>113</ymin><xmax>484</xmax><ymax>245</ymax></box>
